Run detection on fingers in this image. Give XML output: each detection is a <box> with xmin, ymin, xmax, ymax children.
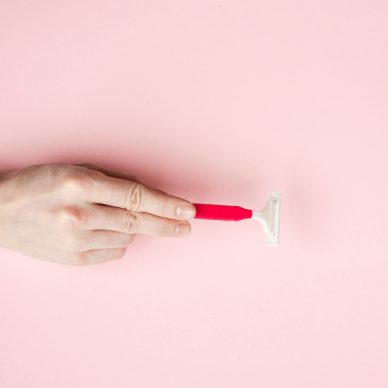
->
<box><xmin>83</xmin><ymin>203</ymin><xmax>192</xmax><ymax>237</ymax></box>
<box><xmin>84</xmin><ymin>172</ymin><xmax>196</xmax><ymax>221</ymax></box>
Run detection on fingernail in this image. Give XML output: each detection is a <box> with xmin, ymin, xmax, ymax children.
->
<box><xmin>174</xmin><ymin>223</ymin><xmax>190</xmax><ymax>237</ymax></box>
<box><xmin>177</xmin><ymin>205</ymin><xmax>196</xmax><ymax>219</ymax></box>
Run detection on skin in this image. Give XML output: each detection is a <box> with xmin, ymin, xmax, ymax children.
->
<box><xmin>0</xmin><ymin>162</ymin><xmax>196</xmax><ymax>266</ymax></box>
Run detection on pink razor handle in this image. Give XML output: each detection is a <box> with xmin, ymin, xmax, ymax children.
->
<box><xmin>192</xmin><ymin>193</ymin><xmax>281</xmax><ymax>246</ymax></box>
<box><xmin>193</xmin><ymin>203</ymin><xmax>253</xmax><ymax>221</ymax></box>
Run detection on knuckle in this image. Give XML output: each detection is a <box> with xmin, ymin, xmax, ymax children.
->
<box><xmin>79</xmin><ymin>233</ymin><xmax>91</xmax><ymax>249</ymax></box>
<box><xmin>185</xmin><ymin>223</ymin><xmax>192</xmax><ymax>236</ymax></box>
<box><xmin>117</xmin><ymin>248</ymin><xmax>127</xmax><ymax>258</ymax></box>
<box><xmin>68</xmin><ymin>234</ymin><xmax>87</xmax><ymax>251</ymax></box>
<box><xmin>127</xmin><ymin>234</ymin><xmax>135</xmax><ymax>245</ymax></box>
<box><xmin>121</xmin><ymin>211</ymin><xmax>140</xmax><ymax>234</ymax></box>
<box><xmin>125</xmin><ymin>183</ymin><xmax>143</xmax><ymax>211</ymax></box>
<box><xmin>160</xmin><ymin>198</ymin><xmax>170</xmax><ymax>217</ymax></box>
<box><xmin>62</xmin><ymin>171</ymin><xmax>93</xmax><ymax>193</ymax></box>
<box><xmin>160</xmin><ymin>221</ymin><xmax>176</xmax><ymax>237</ymax></box>
<box><xmin>68</xmin><ymin>252</ymin><xmax>87</xmax><ymax>266</ymax></box>
<box><xmin>58</xmin><ymin>207</ymin><xmax>88</xmax><ymax>228</ymax></box>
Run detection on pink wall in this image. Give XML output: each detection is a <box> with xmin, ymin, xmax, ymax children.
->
<box><xmin>0</xmin><ymin>1</ymin><xmax>387</xmax><ymax>387</ymax></box>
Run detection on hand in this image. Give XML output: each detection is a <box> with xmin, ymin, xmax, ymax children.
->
<box><xmin>0</xmin><ymin>163</ymin><xmax>196</xmax><ymax>266</ymax></box>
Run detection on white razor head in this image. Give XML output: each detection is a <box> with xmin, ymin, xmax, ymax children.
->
<box><xmin>252</xmin><ymin>192</ymin><xmax>281</xmax><ymax>246</ymax></box>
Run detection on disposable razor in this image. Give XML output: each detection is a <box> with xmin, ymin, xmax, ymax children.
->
<box><xmin>193</xmin><ymin>192</ymin><xmax>281</xmax><ymax>246</ymax></box>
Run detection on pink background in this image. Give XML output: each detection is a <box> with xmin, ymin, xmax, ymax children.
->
<box><xmin>1</xmin><ymin>1</ymin><xmax>387</xmax><ymax>387</ymax></box>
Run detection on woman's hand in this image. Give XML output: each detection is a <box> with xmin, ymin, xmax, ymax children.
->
<box><xmin>0</xmin><ymin>163</ymin><xmax>196</xmax><ymax>266</ymax></box>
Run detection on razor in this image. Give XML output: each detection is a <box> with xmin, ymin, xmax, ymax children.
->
<box><xmin>193</xmin><ymin>192</ymin><xmax>281</xmax><ymax>246</ymax></box>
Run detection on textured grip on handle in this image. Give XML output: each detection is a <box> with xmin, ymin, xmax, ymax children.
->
<box><xmin>193</xmin><ymin>204</ymin><xmax>252</xmax><ymax>221</ymax></box>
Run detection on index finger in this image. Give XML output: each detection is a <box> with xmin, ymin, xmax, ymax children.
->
<box><xmin>86</xmin><ymin>174</ymin><xmax>196</xmax><ymax>220</ymax></box>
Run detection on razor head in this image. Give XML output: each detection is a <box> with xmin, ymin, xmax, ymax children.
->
<box><xmin>252</xmin><ymin>192</ymin><xmax>281</xmax><ymax>246</ymax></box>
<box><xmin>266</xmin><ymin>192</ymin><xmax>281</xmax><ymax>246</ymax></box>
